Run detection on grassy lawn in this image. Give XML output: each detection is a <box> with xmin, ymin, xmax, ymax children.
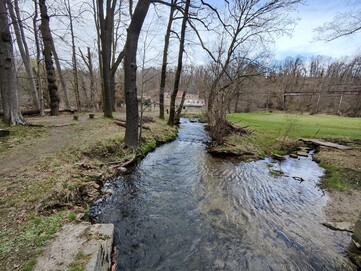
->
<box><xmin>227</xmin><ymin>112</ymin><xmax>361</xmax><ymax>153</ymax></box>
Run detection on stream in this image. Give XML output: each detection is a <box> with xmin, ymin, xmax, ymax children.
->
<box><xmin>92</xmin><ymin>119</ymin><xmax>355</xmax><ymax>270</ymax></box>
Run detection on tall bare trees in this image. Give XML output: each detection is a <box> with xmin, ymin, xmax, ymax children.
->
<box><xmin>189</xmin><ymin>0</ymin><xmax>302</xmax><ymax>139</ymax></box>
<box><xmin>6</xmin><ymin>0</ymin><xmax>39</xmax><ymax>111</ymax></box>
<box><xmin>96</xmin><ymin>0</ymin><xmax>125</xmax><ymax>118</ymax></box>
<box><xmin>167</xmin><ymin>0</ymin><xmax>189</xmax><ymax>127</ymax></box>
<box><xmin>0</xmin><ymin>0</ymin><xmax>25</xmax><ymax>125</ymax></box>
<box><xmin>39</xmin><ymin>0</ymin><xmax>60</xmax><ymax>116</ymax></box>
<box><xmin>159</xmin><ymin>0</ymin><xmax>177</xmax><ymax>120</ymax></box>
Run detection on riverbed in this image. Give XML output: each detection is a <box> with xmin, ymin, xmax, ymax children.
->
<box><xmin>92</xmin><ymin>119</ymin><xmax>355</xmax><ymax>270</ymax></box>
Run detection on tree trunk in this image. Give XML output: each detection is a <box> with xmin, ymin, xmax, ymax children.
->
<box><xmin>80</xmin><ymin>47</ymin><xmax>96</xmax><ymax>111</ymax></box>
<box><xmin>168</xmin><ymin>0</ymin><xmax>190</xmax><ymax>127</ymax></box>
<box><xmin>175</xmin><ymin>90</ymin><xmax>186</xmax><ymax>124</ymax></box>
<box><xmin>7</xmin><ymin>0</ymin><xmax>40</xmax><ymax>111</ymax></box>
<box><xmin>52</xmin><ymin>43</ymin><xmax>70</xmax><ymax>109</ymax></box>
<box><xmin>33</xmin><ymin>0</ymin><xmax>44</xmax><ymax>116</ymax></box>
<box><xmin>97</xmin><ymin>0</ymin><xmax>116</xmax><ymax>118</ymax></box>
<box><xmin>66</xmin><ymin>0</ymin><xmax>80</xmax><ymax>111</ymax></box>
<box><xmin>123</xmin><ymin>0</ymin><xmax>151</xmax><ymax>148</ymax></box>
<box><xmin>39</xmin><ymin>0</ymin><xmax>60</xmax><ymax>116</ymax></box>
<box><xmin>337</xmin><ymin>92</ymin><xmax>344</xmax><ymax>116</ymax></box>
<box><xmin>159</xmin><ymin>0</ymin><xmax>176</xmax><ymax>119</ymax></box>
<box><xmin>0</xmin><ymin>1</ymin><xmax>25</xmax><ymax>125</ymax></box>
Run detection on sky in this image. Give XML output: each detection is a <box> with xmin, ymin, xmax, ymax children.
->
<box><xmin>18</xmin><ymin>0</ymin><xmax>360</xmax><ymax>69</ymax></box>
<box><xmin>273</xmin><ymin>0</ymin><xmax>361</xmax><ymax>60</ymax></box>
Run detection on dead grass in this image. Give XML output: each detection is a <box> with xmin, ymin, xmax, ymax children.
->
<box><xmin>0</xmin><ymin>112</ymin><xmax>177</xmax><ymax>271</ymax></box>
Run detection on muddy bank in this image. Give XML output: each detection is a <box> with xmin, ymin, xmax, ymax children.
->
<box><xmin>314</xmin><ymin>147</ymin><xmax>361</xmax><ymax>225</ymax></box>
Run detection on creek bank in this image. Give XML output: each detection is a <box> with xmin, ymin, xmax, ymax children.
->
<box><xmin>0</xmin><ymin>113</ymin><xmax>178</xmax><ymax>271</ymax></box>
<box><xmin>208</xmin><ymin>125</ymin><xmax>361</xmax><ymax>225</ymax></box>
<box><xmin>349</xmin><ymin>214</ymin><xmax>361</xmax><ymax>268</ymax></box>
<box><xmin>93</xmin><ymin>118</ymin><xmax>356</xmax><ymax>270</ymax></box>
<box><xmin>32</xmin><ymin>119</ymin><xmax>178</xmax><ymax>271</ymax></box>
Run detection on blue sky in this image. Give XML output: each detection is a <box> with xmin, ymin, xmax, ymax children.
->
<box><xmin>273</xmin><ymin>0</ymin><xmax>361</xmax><ymax>59</ymax></box>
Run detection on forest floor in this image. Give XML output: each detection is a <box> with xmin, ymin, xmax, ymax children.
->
<box><xmin>0</xmin><ymin>111</ymin><xmax>177</xmax><ymax>271</ymax></box>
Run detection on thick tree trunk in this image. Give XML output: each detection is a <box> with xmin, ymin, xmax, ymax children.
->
<box><xmin>39</xmin><ymin>0</ymin><xmax>60</xmax><ymax>116</ymax></box>
<box><xmin>159</xmin><ymin>0</ymin><xmax>176</xmax><ymax>120</ymax></box>
<box><xmin>168</xmin><ymin>0</ymin><xmax>190</xmax><ymax>127</ymax></box>
<box><xmin>7</xmin><ymin>0</ymin><xmax>40</xmax><ymax>111</ymax></box>
<box><xmin>123</xmin><ymin>0</ymin><xmax>151</xmax><ymax>148</ymax></box>
<box><xmin>97</xmin><ymin>0</ymin><xmax>115</xmax><ymax>118</ymax></box>
<box><xmin>0</xmin><ymin>1</ymin><xmax>25</xmax><ymax>125</ymax></box>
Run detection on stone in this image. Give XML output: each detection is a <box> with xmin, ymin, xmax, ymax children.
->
<box><xmin>271</xmin><ymin>153</ymin><xmax>285</xmax><ymax>161</ymax></box>
<box><xmin>289</xmin><ymin>153</ymin><xmax>298</xmax><ymax>159</ymax></box>
<box><xmin>34</xmin><ymin>223</ymin><xmax>114</xmax><ymax>271</ymax></box>
<box><xmin>300</xmin><ymin>138</ymin><xmax>351</xmax><ymax>150</ymax></box>
<box><xmin>353</xmin><ymin>214</ymin><xmax>361</xmax><ymax>248</ymax></box>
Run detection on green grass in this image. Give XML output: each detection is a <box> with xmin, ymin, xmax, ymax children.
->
<box><xmin>21</xmin><ymin>259</ymin><xmax>37</xmax><ymax>271</ymax></box>
<box><xmin>227</xmin><ymin>112</ymin><xmax>361</xmax><ymax>153</ymax></box>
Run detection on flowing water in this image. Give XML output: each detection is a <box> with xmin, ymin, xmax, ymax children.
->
<box><xmin>92</xmin><ymin>119</ymin><xmax>355</xmax><ymax>270</ymax></box>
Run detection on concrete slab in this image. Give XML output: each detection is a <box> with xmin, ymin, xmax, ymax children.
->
<box><xmin>300</xmin><ymin>138</ymin><xmax>351</xmax><ymax>150</ymax></box>
<box><xmin>34</xmin><ymin>223</ymin><xmax>114</xmax><ymax>271</ymax></box>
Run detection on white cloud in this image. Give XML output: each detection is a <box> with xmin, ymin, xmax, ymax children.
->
<box><xmin>274</xmin><ymin>0</ymin><xmax>361</xmax><ymax>59</ymax></box>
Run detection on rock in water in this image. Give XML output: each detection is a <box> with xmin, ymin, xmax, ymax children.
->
<box><xmin>349</xmin><ymin>213</ymin><xmax>361</xmax><ymax>269</ymax></box>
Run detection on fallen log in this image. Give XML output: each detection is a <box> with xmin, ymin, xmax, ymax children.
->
<box><xmin>0</xmin><ymin>108</ymin><xmax>78</xmax><ymax>116</ymax></box>
<box><xmin>113</xmin><ymin>120</ymin><xmax>150</xmax><ymax>130</ymax></box>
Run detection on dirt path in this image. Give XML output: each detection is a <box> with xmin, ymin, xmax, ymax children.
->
<box><xmin>0</xmin><ymin>114</ymin><xmax>123</xmax><ymax>175</ymax></box>
<box><xmin>1</xmin><ymin>125</ymin><xmax>75</xmax><ymax>175</ymax></box>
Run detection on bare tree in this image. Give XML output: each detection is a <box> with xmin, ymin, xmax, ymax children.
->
<box><xmin>168</xmin><ymin>0</ymin><xmax>190</xmax><ymax>127</ymax></box>
<box><xmin>64</xmin><ymin>0</ymin><xmax>81</xmax><ymax>110</ymax></box>
<box><xmin>39</xmin><ymin>0</ymin><xmax>60</xmax><ymax>115</ymax></box>
<box><xmin>33</xmin><ymin>0</ymin><xmax>45</xmax><ymax>116</ymax></box>
<box><xmin>314</xmin><ymin>1</ymin><xmax>361</xmax><ymax>41</ymax></box>
<box><xmin>79</xmin><ymin>47</ymin><xmax>96</xmax><ymax>111</ymax></box>
<box><xmin>0</xmin><ymin>1</ymin><xmax>25</xmax><ymax>125</ymax></box>
<box><xmin>96</xmin><ymin>0</ymin><xmax>125</xmax><ymax>118</ymax></box>
<box><xmin>123</xmin><ymin>0</ymin><xmax>152</xmax><ymax>148</ymax></box>
<box><xmin>7</xmin><ymin>0</ymin><xmax>40</xmax><ymax>111</ymax></box>
<box><xmin>159</xmin><ymin>0</ymin><xmax>177</xmax><ymax>119</ymax></box>
<box><xmin>189</xmin><ymin>0</ymin><xmax>302</xmax><ymax>140</ymax></box>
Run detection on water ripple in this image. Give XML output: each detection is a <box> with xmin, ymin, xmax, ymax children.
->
<box><xmin>92</xmin><ymin>120</ymin><xmax>355</xmax><ymax>271</ymax></box>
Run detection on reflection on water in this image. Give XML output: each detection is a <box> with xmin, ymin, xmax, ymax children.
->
<box><xmin>92</xmin><ymin>119</ymin><xmax>355</xmax><ymax>270</ymax></box>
